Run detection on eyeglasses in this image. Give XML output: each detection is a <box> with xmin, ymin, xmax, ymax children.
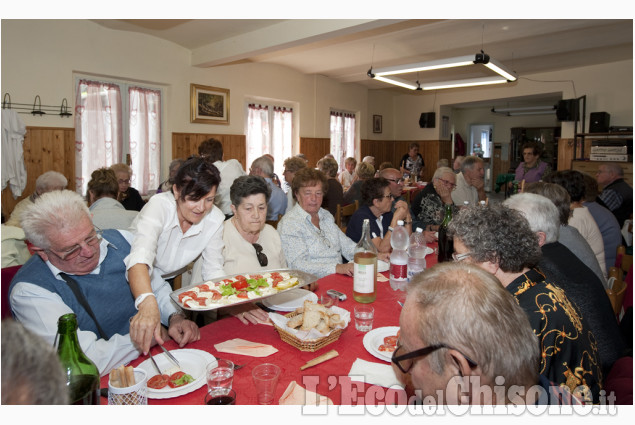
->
<box><xmin>252</xmin><ymin>243</ymin><xmax>268</xmax><ymax>267</ymax></box>
<box><xmin>47</xmin><ymin>227</ymin><xmax>103</xmax><ymax>261</ymax></box>
<box><xmin>118</xmin><ymin>179</ymin><xmax>131</xmax><ymax>184</ymax></box>
<box><xmin>385</xmin><ymin>178</ymin><xmax>404</xmax><ymax>184</ymax></box>
<box><xmin>379</xmin><ymin>194</ymin><xmax>394</xmax><ymax>200</ymax></box>
<box><xmin>437</xmin><ymin>178</ymin><xmax>456</xmax><ymax>189</ymax></box>
<box><xmin>452</xmin><ymin>252</ymin><xmax>472</xmax><ymax>262</ymax></box>
<box><xmin>392</xmin><ymin>341</ymin><xmax>478</xmax><ymax>374</ymax></box>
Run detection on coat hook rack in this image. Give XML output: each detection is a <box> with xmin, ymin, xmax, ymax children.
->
<box><xmin>2</xmin><ymin>92</ymin><xmax>73</xmax><ymax>117</ymax></box>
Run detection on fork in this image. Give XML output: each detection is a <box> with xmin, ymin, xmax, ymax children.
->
<box><xmin>148</xmin><ymin>350</ymin><xmax>164</xmax><ymax>375</ymax></box>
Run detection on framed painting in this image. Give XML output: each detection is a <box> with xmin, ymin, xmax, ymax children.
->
<box><xmin>190</xmin><ymin>84</ymin><xmax>230</xmax><ymax>124</ymax></box>
<box><xmin>373</xmin><ymin>115</ymin><xmax>382</xmax><ymax>133</ymax></box>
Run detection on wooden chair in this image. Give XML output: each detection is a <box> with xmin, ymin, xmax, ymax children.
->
<box><xmin>617</xmin><ymin>245</ymin><xmax>633</xmax><ymax>275</ymax></box>
<box><xmin>266</xmin><ymin>214</ymin><xmax>283</xmax><ymax>229</ymax></box>
<box><xmin>335</xmin><ymin>200</ymin><xmax>358</xmax><ymax>232</ymax></box>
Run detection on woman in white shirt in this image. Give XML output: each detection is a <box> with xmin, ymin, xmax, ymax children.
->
<box><xmin>125</xmin><ymin>156</ymin><xmax>225</xmax><ymax>354</ymax></box>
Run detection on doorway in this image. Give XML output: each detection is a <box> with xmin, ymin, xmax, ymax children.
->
<box><xmin>469</xmin><ymin>124</ymin><xmax>494</xmax><ymax>192</ymax></box>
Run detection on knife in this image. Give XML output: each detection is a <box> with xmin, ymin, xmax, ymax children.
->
<box><xmin>160</xmin><ymin>344</ymin><xmax>181</xmax><ymax>368</ymax></box>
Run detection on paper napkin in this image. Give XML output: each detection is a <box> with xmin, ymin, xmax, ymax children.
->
<box><xmin>214</xmin><ymin>338</ymin><xmax>278</xmax><ymax>357</ymax></box>
<box><xmin>377</xmin><ymin>274</ymin><xmax>389</xmax><ymax>282</ymax></box>
<box><xmin>279</xmin><ymin>381</ymin><xmax>333</xmax><ymax>405</ymax></box>
<box><xmin>348</xmin><ymin>358</ymin><xmax>403</xmax><ymax>389</ymax></box>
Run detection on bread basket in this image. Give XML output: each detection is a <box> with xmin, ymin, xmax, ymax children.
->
<box><xmin>273</xmin><ymin>311</ymin><xmax>344</xmax><ymax>352</ymax></box>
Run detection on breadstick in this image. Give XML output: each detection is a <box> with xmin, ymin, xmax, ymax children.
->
<box><xmin>110</xmin><ymin>368</ymin><xmax>121</xmax><ymax>388</ymax></box>
<box><xmin>119</xmin><ymin>365</ymin><xmax>128</xmax><ymax>387</ymax></box>
<box><xmin>124</xmin><ymin>365</ymin><xmax>135</xmax><ymax>386</ymax></box>
<box><xmin>300</xmin><ymin>350</ymin><xmax>339</xmax><ymax>370</ymax></box>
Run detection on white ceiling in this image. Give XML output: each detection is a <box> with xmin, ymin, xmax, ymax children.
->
<box><xmin>91</xmin><ymin>19</ymin><xmax>633</xmax><ymax>107</ymax></box>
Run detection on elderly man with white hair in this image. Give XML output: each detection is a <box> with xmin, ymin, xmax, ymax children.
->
<box><xmin>9</xmin><ymin>190</ymin><xmax>199</xmax><ymax>375</ymax></box>
<box><xmin>5</xmin><ymin>170</ymin><xmax>67</xmax><ymax>227</ymax></box>
<box><xmin>504</xmin><ymin>192</ymin><xmax>625</xmax><ymax>374</ymax></box>
<box><xmin>249</xmin><ymin>155</ymin><xmax>287</xmax><ymax>219</ymax></box>
<box><xmin>451</xmin><ymin>156</ymin><xmax>486</xmax><ymax>205</ymax></box>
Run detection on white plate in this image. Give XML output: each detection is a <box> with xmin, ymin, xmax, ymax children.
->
<box><xmin>137</xmin><ymin>348</ymin><xmax>215</xmax><ymax>399</ymax></box>
<box><xmin>377</xmin><ymin>260</ymin><xmax>389</xmax><ymax>273</ymax></box>
<box><xmin>262</xmin><ymin>288</ymin><xmax>318</xmax><ymax>312</ymax></box>
<box><xmin>363</xmin><ymin>326</ymin><xmax>400</xmax><ymax>363</ymax></box>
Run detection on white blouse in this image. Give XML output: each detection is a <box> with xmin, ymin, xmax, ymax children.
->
<box><xmin>124</xmin><ymin>191</ymin><xmax>226</xmax><ymax>280</ymax></box>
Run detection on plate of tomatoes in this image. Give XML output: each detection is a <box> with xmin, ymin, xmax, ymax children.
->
<box><xmin>137</xmin><ymin>349</ymin><xmax>215</xmax><ymax>399</ymax></box>
<box><xmin>362</xmin><ymin>326</ymin><xmax>400</xmax><ymax>363</ymax></box>
<box><xmin>170</xmin><ymin>269</ymin><xmax>318</xmax><ymax>312</ymax></box>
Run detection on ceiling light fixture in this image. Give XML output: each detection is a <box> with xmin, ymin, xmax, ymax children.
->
<box><xmin>368</xmin><ymin>52</ymin><xmax>517</xmax><ymax>91</ymax></box>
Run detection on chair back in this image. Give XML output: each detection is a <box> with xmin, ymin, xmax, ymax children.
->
<box><xmin>1</xmin><ymin>265</ymin><xmax>22</xmax><ymax>319</ymax></box>
<box><xmin>335</xmin><ymin>200</ymin><xmax>358</xmax><ymax>231</ymax></box>
<box><xmin>266</xmin><ymin>214</ymin><xmax>283</xmax><ymax>230</ymax></box>
<box><xmin>606</xmin><ymin>277</ymin><xmax>628</xmax><ymax>316</ymax></box>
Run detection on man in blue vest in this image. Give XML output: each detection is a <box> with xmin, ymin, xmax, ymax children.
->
<box><xmin>9</xmin><ymin>190</ymin><xmax>199</xmax><ymax>376</ymax></box>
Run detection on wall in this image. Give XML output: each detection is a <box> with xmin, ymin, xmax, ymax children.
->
<box><xmin>1</xmin><ymin>20</ymin><xmax>369</xmax><ymax>178</ymax></box>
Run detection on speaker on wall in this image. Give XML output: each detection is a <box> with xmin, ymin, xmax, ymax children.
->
<box><xmin>556</xmin><ymin>99</ymin><xmax>579</xmax><ymax>121</ymax></box>
<box><xmin>419</xmin><ymin>112</ymin><xmax>435</xmax><ymax>128</ymax></box>
<box><xmin>589</xmin><ymin>112</ymin><xmax>610</xmax><ymax>133</ymax></box>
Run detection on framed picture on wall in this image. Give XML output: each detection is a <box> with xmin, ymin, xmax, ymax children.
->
<box><xmin>190</xmin><ymin>84</ymin><xmax>230</xmax><ymax>124</ymax></box>
<box><xmin>373</xmin><ymin>115</ymin><xmax>382</xmax><ymax>133</ymax></box>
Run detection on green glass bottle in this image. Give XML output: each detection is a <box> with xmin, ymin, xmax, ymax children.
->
<box><xmin>55</xmin><ymin>313</ymin><xmax>101</xmax><ymax>405</ymax></box>
<box><xmin>437</xmin><ymin>204</ymin><xmax>454</xmax><ymax>263</ymax></box>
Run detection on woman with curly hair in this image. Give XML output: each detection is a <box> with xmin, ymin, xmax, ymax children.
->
<box><xmin>448</xmin><ymin>204</ymin><xmax>602</xmax><ymax>403</ymax></box>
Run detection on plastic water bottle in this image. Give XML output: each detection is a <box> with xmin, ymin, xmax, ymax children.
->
<box><xmin>408</xmin><ymin>228</ymin><xmax>427</xmax><ymax>282</ymax></box>
<box><xmin>389</xmin><ymin>220</ymin><xmax>409</xmax><ymax>290</ymax></box>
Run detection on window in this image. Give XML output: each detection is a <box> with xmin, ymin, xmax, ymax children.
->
<box><xmin>329</xmin><ymin>111</ymin><xmax>356</xmax><ymax>171</ymax></box>
<box><xmin>74</xmin><ymin>77</ymin><xmax>162</xmax><ymax>195</ymax></box>
<box><xmin>246</xmin><ymin>103</ymin><xmax>293</xmax><ymax>178</ymax></box>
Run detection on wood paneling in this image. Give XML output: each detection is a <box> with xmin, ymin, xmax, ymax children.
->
<box><xmin>1</xmin><ymin>127</ymin><xmax>75</xmax><ymax>217</ymax></box>
<box><xmin>299</xmin><ymin>138</ymin><xmax>330</xmax><ymax>168</ymax></box>
<box><xmin>172</xmin><ymin>133</ymin><xmax>246</xmax><ymax>168</ymax></box>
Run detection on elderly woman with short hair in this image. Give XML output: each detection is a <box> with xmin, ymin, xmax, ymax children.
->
<box><xmin>412</xmin><ymin>166</ymin><xmax>457</xmax><ymax>232</ymax></box>
<box><xmin>343</xmin><ymin>161</ymin><xmax>375</xmax><ymax>206</ymax></box>
<box><xmin>346</xmin><ymin>177</ymin><xmax>411</xmax><ymax>252</ymax></box>
<box><xmin>282</xmin><ymin>156</ymin><xmax>308</xmax><ymax>211</ymax></box>
<box><xmin>110</xmin><ymin>163</ymin><xmax>145</xmax><ymax>211</ymax></box>
<box><xmin>278</xmin><ymin>168</ymin><xmax>361</xmax><ymax>278</ymax></box>
<box><xmin>317</xmin><ymin>157</ymin><xmax>344</xmax><ymax>217</ymax></box>
<box><xmin>448</xmin><ymin>204</ymin><xmax>602</xmax><ymax>403</ymax></box>
<box><xmin>86</xmin><ymin>168</ymin><xmax>138</xmax><ymax>230</ymax></box>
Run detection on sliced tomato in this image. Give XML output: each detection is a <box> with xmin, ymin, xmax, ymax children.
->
<box><xmin>236</xmin><ymin>291</ymin><xmax>249</xmax><ymax>299</ymax></box>
<box><xmin>384</xmin><ymin>336</ymin><xmax>398</xmax><ymax>346</ymax></box>
<box><xmin>378</xmin><ymin>344</ymin><xmax>396</xmax><ymax>353</ymax></box>
<box><xmin>195</xmin><ymin>297</ymin><xmax>208</xmax><ymax>306</ymax></box>
<box><xmin>198</xmin><ymin>284</ymin><xmax>210</xmax><ymax>292</ymax></box>
<box><xmin>209</xmin><ymin>290</ymin><xmax>222</xmax><ymax>300</ymax></box>
<box><xmin>270</xmin><ymin>272</ymin><xmax>282</xmax><ymax>278</ymax></box>
<box><xmin>178</xmin><ymin>291</ymin><xmax>196</xmax><ymax>302</ymax></box>
<box><xmin>147</xmin><ymin>374</ymin><xmax>169</xmax><ymax>389</ymax></box>
<box><xmin>250</xmin><ymin>274</ymin><xmax>263</xmax><ymax>280</ymax></box>
<box><xmin>167</xmin><ymin>371</ymin><xmax>187</xmax><ymax>388</ymax></box>
<box><xmin>235</xmin><ymin>275</ymin><xmax>247</xmax><ymax>281</ymax></box>
<box><xmin>232</xmin><ymin>280</ymin><xmax>248</xmax><ymax>290</ymax></box>
<box><xmin>222</xmin><ymin>279</ymin><xmax>234</xmax><ymax>284</ymax></box>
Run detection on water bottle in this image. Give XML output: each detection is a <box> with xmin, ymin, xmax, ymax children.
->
<box><xmin>389</xmin><ymin>220</ymin><xmax>409</xmax><ymax>290</ymax></box>
<box><xmin>408</xmin><ymin>228</ymin><xmax>427</xmax><ymax>282</ymax></box>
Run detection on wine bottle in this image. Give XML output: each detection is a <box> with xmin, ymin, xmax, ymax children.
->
<box><xmin>353</xmin><ymin>218</ymin><xmax>378</xmax><ymax>303</ymax></box>
<box><xmin>437</xmin><ymin>204</ymin><xmax>454</xmax><ymax>263</ymax></box>
<box><xmin>55</xmin><ymin>313</ymin><xmax>101</xmax><ymax>405</ymax></box>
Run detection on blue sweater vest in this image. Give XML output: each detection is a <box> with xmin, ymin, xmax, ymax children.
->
<box><xmin>10</xmin><ymin>229</ymin><xmax>137</xmax><ymax>339</ymax></box>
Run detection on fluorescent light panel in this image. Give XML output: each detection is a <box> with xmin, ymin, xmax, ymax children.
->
<box><xmin>493</xmin><ymin>105</ymin><xmax>556</xmax><ymax>113</ymax></box>
<box><xmin>370</xmin><ymin>53</ymin><xmax>517</xmax><ymax>90</ymax></box>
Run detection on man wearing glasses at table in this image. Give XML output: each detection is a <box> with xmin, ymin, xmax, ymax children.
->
<box><xmin>8</xmin><ymin>190</ymin><xmax>199</xmax><ymax>376</ymax></box>
<box><xmin>394</xmin><ymin>262</ymin><xmax>583</xmax><ymax>405</ymax></box>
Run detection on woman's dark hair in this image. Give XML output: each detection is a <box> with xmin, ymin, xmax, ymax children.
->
<box><xmin>230</xmin><ymin>175</ymin><xmax>271</xmax><ymax>206</ymax></box>
<box><xmin>544</xmin><ymin>170</ymin><xmax>585</xmax><ymax>203</ymax></box>
<box><xmin>360</xmin><ymin>177</ymin><xmax>390</xmax><ymax>206</ymax></box>
<box><xmin>291</xmin><ymin>167</ymin><xmax>328</xmax><ymax>200</ymax></box>
<box><xmin>86</xmin><ymin>168</ymin><xmax>118</xmax><ymax>201</ymax></box>
<box><xmin>172</xmin><ymin>156</ymin><xmax>221</xmax><ymax>201</ymax></box>
<box><xmin>521</xmin><ymin>141</ymin><xmax>543</xmax><ymax>157</ymax></box>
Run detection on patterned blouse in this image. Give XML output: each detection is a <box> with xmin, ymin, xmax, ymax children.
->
<box><xmin>507</xmin><ymin>268</ymin><xmax>602</xmax><ymax>403</ymax></box>
<box><xmin>277</xmin><ymin>203</ymin><xmax>356</xmax><ymax>278</ymax></box>
<box><xmin>412</xmin><ymin>183</ymin><xmax>457</xmax><ymax>230</ymax></box>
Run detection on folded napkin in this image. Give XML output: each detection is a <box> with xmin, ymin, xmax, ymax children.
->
<box><xmin>279</xmin><ymin>381</ymin><xmax>333</xmax><ymax>405</ymax></box>
<box><xmin>214</xmin><ymin>338</ymin><xmax>278</xmax><ymax>357</ymax></box>
<box><xmin>348</xmin><ymin>358</ymin><xmax>403</xmax><ymax>389</ymax></box>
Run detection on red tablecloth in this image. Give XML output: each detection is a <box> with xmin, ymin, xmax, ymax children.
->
<box><xmin>101</xmin><ymin>251</ymin><xmax>439</xmax><ymax>405</ymax></box>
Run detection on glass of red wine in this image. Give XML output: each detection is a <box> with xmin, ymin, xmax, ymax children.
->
<box><xmin>205</xmin><ymin>388</ymin><xmax>236</xmax><ymax>405</ymax></box>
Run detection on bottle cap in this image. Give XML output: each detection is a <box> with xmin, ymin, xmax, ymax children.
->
<box><xmin>397</xmin><ymin>220</ymin><xmax>404</xmax><ymax>226</ymax></box>
<box><xmin>416</xmin><ymin>227</ymin><xmax>423</xmax><ymax>233</ymax></box>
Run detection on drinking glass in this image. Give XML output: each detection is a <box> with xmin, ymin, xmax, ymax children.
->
<box><xmin>252</xmin><ymin>363</ymin><xmax>281</xmax><ymax>405</ymax></box>
<box><xmin>206</xmin><ymin>359</ymin><xmax>234</xmax><ymax>395</ymax></box>
<box><xmin>354</xmin><ymin>305</ymin><xmax>374</xmax><ymax>332</ymax></box>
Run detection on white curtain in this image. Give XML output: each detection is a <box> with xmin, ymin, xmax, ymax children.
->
<box><xmin>74</xmin><ymin>80</ymin><xmax>122</xmax><ymax>195</ymax></box>
<box><xmin>330</xmin><ymin>111</ymin><xmax>356</xmax><ymax>171</ymax></box>
<box><xmin>247</xmin><ymin>104</ymin><xmax>293</xmax><ymax>178</ymax></box>
<box><xmin>129</xmin><ymin>87</ymin><xmax>161</xmax><ymax>194</ymax></box>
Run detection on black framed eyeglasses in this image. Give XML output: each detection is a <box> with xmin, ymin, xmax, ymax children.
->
<box><xmin>391</xmin><ymin>342</ymin><xmax>478</xmax><ymax>374</ymax></box>
<box><xmin>252</xmin><ymin>243</ymin><xmax>268</xmax><ymax>267</ymax></box>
